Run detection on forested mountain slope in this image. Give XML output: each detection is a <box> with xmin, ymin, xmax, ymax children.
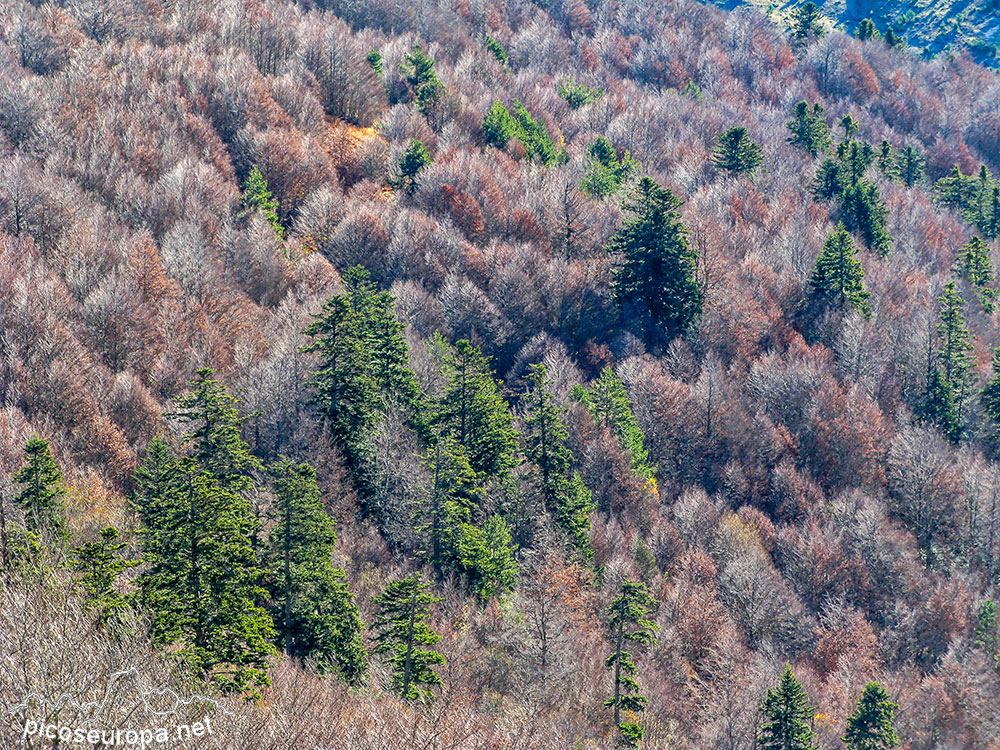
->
<box><xmin>714</xmin><ymin>0</ymin><xmax>1000</xmax><ymax>67</ymax></box>
<box><xmin>0</xmin><ymin>0</ymin><xmax>999</xmax><ymax>747</ymax></box>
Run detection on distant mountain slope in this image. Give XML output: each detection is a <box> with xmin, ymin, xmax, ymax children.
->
<box><xmin>712</xmin><ymin>0</ymin><xmax>1000</xmax><ymax>66</ymax></box>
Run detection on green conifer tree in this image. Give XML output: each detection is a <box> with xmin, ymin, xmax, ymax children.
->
<box><xmin>919</xmin><ymin>282</ymin><xmax>973</xmax><ymax>441</ymax></box>
<box><xmin>758</xmin><ymin>666</ymin><xmax>818</xmax><ymax>750</ymax></box>
<box><xmin>843</xmin><ymin>682</ymin><xmax>900</xmax><ymax>750</ymax></box>
<box><xmin>136</xmin><ymin>377</ymin><xmax>277</xmax><ymax>696</ymax></box>
<box><xmin>572</xmin><ymin>367</ymin><xmax>655</xmax><ymax>481</ymax></box>
<box><xmin>456</xmin><ymin>514</ymin><xmax>518</xmax><ymax>600</ymax></box>
<box><xmin>242</xmin><ymin>166</ymin><xmax>284</xmax><ymax>241</ymax></box>
<box><xmin>522</xmin><ymin>364</ymin><xmax>594</xmax><ymax>556</ymax></box>
<box><xmin>484</xmin><ymin>35</ymin><xmax>509</xmax><ymax>67</ymax></box>
<box><xmin>402</xmin><ymin>45</ymin><xmax>446</xmax><ymax>114</ymax></box>
<box><xmin>981</xmin><ymin>348</ymin><xmax>1000</xmax><ymax>455</ymax></box>
<box><xmin>787</xmin><ymin>102</ymin><xmax>832</xmax><ymax>158</ymax></box>
<box><xmin>13</xmin><ymin>436</ymin><xmax>68</xmax><ymax>545</ymax></box>
<box><xmin>71</xmin><ymin>527</ymin><xmax>136</xmax><ymax>619</ymax></box>
<box><xmin>418</xmin><ymin>435</ymin><xmax>481</xmax><ymax>574</ymax></box>
<box><xmin>557</xmin><ymin>78</ymin><xmax>603</xmax><ymax>109</ymax></box>
<box><xmin>790</xmin><ymin>2</ymin><xmax>825</xmax><ymax>46</ymax></box>
<box><xmin>366</xmin><ymin>50</ymin><xmax>383</xmax><ymax>76</ymax></box>
<box><xmin>582</xmin><ymin>137</ymin><xmax>639</xmax><ymax>198</ymax></box>
<box><xmin>808</xmin><ymin>224</ymin><xmax>871</xmax><ymax>318</ymax></box>
<box><xmin>856</xmin><ymin>18</ymin><xmax>881</xmax><ymax>41</ymax></box>
<box><xmin>839</xmin><ymin>179</ymin><xmax>891</xmax><ymax>256</ymax></box>
<box><xmin>958</xmin><ymin>236</ymin><xmax>996</xmax><ymax>312</ymax></box>
<box><xmin>371</xmin><ymin>574</ymin><xmax>446</xmax><ymax>700</ymax></box>
<box><xmin>268</xmin><ymin>459</ymin><xmax>368</xmax><ymax>683</ymax></box>
<box><xmin>877</xmin><ymin>140</ymin><xmax>898</xmax><ymax>180</ymax></box>
<box><xmin>899</xmin><ymin>145</ymin><xmax>925</xmax><ymax>187</ymax></box>
<box><xmin>482</xmin><ymin>100</ymin><xmax>517</xmax><ymax>149</ymax></box>
<box><xmin>974</xmin><ymin>599</ymin><xmax>998</xmax><ymax>662</ymax></box>
<box><xmin>711</xmin><ymin>126</ymin><xmax>764</xmax><ymax>176</ymax></box>
<box><xmin>390</xmin><ymin>138</ymin><xmax>431</xmax><ymax>194</ymax></box>
<box><xmin>434</xmin><ymin>338</ymin><xmax>518</xmax><ymax>479</ymax></box>
<box><xmin>608</xmin><ymin>176</ymin><xmax>702</xmax><ymax>349</ymax></box>
<box><xmin>604</xmin><ymin>579</ymin><xmax>658</xmax><ymax>748</ymax></box>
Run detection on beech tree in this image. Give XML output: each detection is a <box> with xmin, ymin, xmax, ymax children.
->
<box><xmin>843</xmin><ymin>682</ymin><xmax>899</xmax><ymax>750</ymax></box>
<box><xmin>605</xmin><ymin>579</ymin><xmax>658</xmax><ymax>748</ymax></box>
<box><xmin>371</xmin><ymin>574</ymin><xmax>445</xmax><ymax>700</ymax></box>
<box><xmin>758</xmin><ymin>666</ymin><xmax>818</xmax><ymax>750</ymax></box>
<box><xmin>608</xmin><ymin>176</ymin><xmax>702</xmax><ymax>349</ymax></box>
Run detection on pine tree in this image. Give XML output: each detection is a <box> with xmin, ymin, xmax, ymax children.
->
<box><xmin>366</xmin><ymin>49</ymin><xmax>383</xmax><ymax>76</ymax></box>
<box><xmin>787</xmin><ymin>102</ymin><xmax>832</xmax><ymax>158</ymax></box>
<box><xmin>843</xmin><ymin>682</ymin><xmax>899</xmax><ymax>750</ymax></box>
<box><xmin>958</xmin><ymin>237</ymin><xmax>996</xmax><ymax>312</ymax></box>
<box><xmin>711</xmin><ymin>126</ymin><xmax>763</xmax><ymax>176</ymax></box>
<box><xmin>242</xmin><ymin>165</ymin><xmax>284</xmax><ymax>240</ymax></box>
<box><xmin>522</xmin><ymin>364</ymin><xmax>594</xmax><ymax>556</ymax></box>
<box><xmin>790</xmin><ymin>2</ymin><xmax>825</xmax><ymax>45</ymax></box>
<box><xmin>840</xmin><ymin>114</ymin><xmax>861</xmax><ymax>140</ymax></box>
<box><xmin>608</xmin><ymin>176</ymin><xmax>702</xmax><ymax>349</ymax></box>
<box><xmin>268</xmin><ymin>459</ymin><xmax>368</xmax><ymax>683</ymax></box>
<box><xmin>604</xmin><ymin>579</ymin><xmax>658</xmax><ymax>747</ymax></box>
<box><xmin>808</xmin><ymin>224</ymin><xmax>871</xmax><ymax>318</ymax></box>
<box><xmin>856</xmin><ymin>18</ymin><xmax>881</xmax><ymax>41</ymax></box>
<box><xmin>71</xmin><ymin>526</ymin><xmax>136</xmax><ymax>618</ymax></box>
<box><xmin>390</xmin><ymin>138</ymin><xmax>431</xmax><ymax>194</ymax></box>
<box><xmin>759</xmin><ymin>666</ymin><xmax>818</xmax><ymax>750</ymax></box>
<box><xmin>899</xmin><ymin>145</ymin><xmax>925</xmax><ymax>187</ymax></box>
<box><xmin>883</xmin><ymin>27</ymin><xmax>905</xmax><ymax>49</ymax></box>
<box><xmin>572</xmin><ymin>367</ymin><xmax>655</xmax><ymax>481</ymax></box>
<box><xmin>13</xmin><ymin>436</ymin><xmax>68</xmax><ymax>545</ymax></box>
<box><xmin>839</xmin><ymin>179</ymin><xmax>891</xmax><ymax>256</ymax></box>
<box><xmin>371</xmin><ymin>574</ymin><xmax>446</xmax><ymax>700</ymax></box>
<box><xmin>136</xmin><ymin>377</ymin><xmax>277</xmax><ymax>696</ymax></box>
<box><xmin>435</xmin><ymin>337</ymin><xmax>518</xmax><ymax>479</ymax></box>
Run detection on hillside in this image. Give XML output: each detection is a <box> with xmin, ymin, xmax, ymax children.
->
<box><xmin>715</xmin><ymin>0</ymin><xmax>1000</xmax><ymax>66</ymax></box>
<box><xmin>0</xmin><ymin>0</ymin><xmax>999</xmax><ymax>747</ymax></box>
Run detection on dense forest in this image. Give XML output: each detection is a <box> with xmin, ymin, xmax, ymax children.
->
<box><xmin>0</xmin><ymin>0</ymin><xmax>999</xmax><ymax>747</ymax></box>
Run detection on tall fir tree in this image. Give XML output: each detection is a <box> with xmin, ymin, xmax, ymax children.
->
<box><xmin>957</xmin><ymin>236</ymin><xmax>996</xmax><ymax>312</ymax></box>
<box><xmin>304</xmin><ymin>267</ymin><xmax>426</xmax><ymax>503</ymax></box>
<box><xmin>856</xmin><ymin>18</ymin><xmax>881</xmax><ymax>41</ymax></box>
<box><xmin>13</xmin><ymin>436</ymin><xmax>68</xmax><ymax>545</ymax></box>
<box><xmin>608</xmin><ymin>176</ymin><xmax>702</xmax><ymax>349</ymax></box>
<box><xmin>877</xmin><ymin>140</ymin><xmax>898</xmax><ymax>180</ymax></box>
<box><xmin>711</xmin><ymin>126</ymin><xmax>763</xmax><ymax>176</ymax></box>
<box><xmin>842</xmin><ymin>682</ymin><xmax>899</xmax><ymax>750</ymax></box>
<box><xmin>242</xmin><ymin>165</ymin><xmax>284</xmax><ymax>240</ymax></box>
<box><xmin>390</xmin><ymin>138</ymin><xmax>431</xmax><ymax>194</ymax></box>
<box><xmin>808</xmin><ymin>224</ymin><xmax>871</xmax><ymax>318</ymax></box>
<box><xmin>838</xmin><ymin>179</ymin><xmax>891</xmax><ymax>256</ymax></box>
<box><xmin>71</xmin><ymin>526</ymin><xmax>136</xmax><ymax>619</ymax></box>
<box><xmin>973</xmin><ymin>599</ymin><xmax>998</xmax><ymax>665</ymax></box>
<box><xmin>267</xmin><ymin>459</ymin><xmax>368</xmax><ymax>683</ymax></box>
<box><xmin>572</xmin><ymin>367</ymin><xmax>655</xmax><ymax>481</ymax></box>
<box><xmin>136</xmin><ymin>376</ymin><xmax>276</xmax><ymax>696</ymax></box>
<box><xmin>371</xmin><ymin>574</ymin><xmax>445</xmax><ymax>700</ymax></box>
<box><xmin>401</xmin><ymin>44</ymin><xmax>445</xmax><ymax>114</ymax></box>
<box><xmin>758</xmin><ymin>666</ymin><xmax>818</xmax><ymax>750</ymax></box>
<box><xmin>604</xmin><ymin>579</ymin><xmax>658</xmax><ymax>748</ymax></box>
<box><xmin>434</xmin><ymin>337</ymin><xmax>518</xmax><ymax>479</ymax></box>
<box><xmin>790</xmin><ymin>2</ymin><xmax>825</xmax><ymax>46</ymax></box>
<box><xmin>981</xmin><ymin>348</ymin><xmax>1000</xmax><ymax>456</ymax></box>
<box><xmin>787</xmin><ymin>102</ymin><xmax>831</xmax><ymax>158</ymax></box>
<box><xmin>522</xmin><ymin>364</ymin><xmax>594</xmax><ymax>557</ymax></box>
<box><xmin>899</xmin><ymin>145</ymin><xmax>925</xmax><ymax>187</ymax></box>
<box><xmin>919</xmin><ymin>282</ymin><xmax>973</xmax><ymax>442</ymax></box>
